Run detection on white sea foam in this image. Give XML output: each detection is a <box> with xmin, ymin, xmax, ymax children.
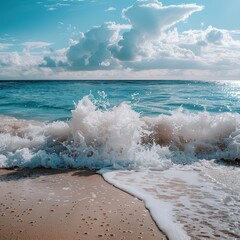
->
<box><xmin>144</xmin><ymin>110</ymin><xmax>240</xmax><ymax>163</ymax></box>
<box><xmin>101</xmin><ymin>163</ymin><xmax>240</xmax><ymax>240</ymax></box>
<box><xmin>1</xmin><ymin>95</ymin><xmax>240</xmax><ymax>239</ymax></box>
<box><xmin>0</xmin><ymin>95</ymin><xmax>239</xmax><ymax>169</ymax></box>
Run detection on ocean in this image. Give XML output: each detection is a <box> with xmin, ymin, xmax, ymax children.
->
<box><xmin>0</xmin><ymin>80</ymin><xmax>240</xmax><ymax>239</ymax></box>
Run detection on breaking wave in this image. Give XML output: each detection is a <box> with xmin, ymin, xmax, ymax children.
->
<box><xmin>0</xmin><ymin>95</ymin><xmax>240</xmax><ymax>169</ymax></box>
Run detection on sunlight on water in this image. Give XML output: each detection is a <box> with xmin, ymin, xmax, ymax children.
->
<box><xmin>0</xmin><ymin>80</ymin><xmax>240</xmax><ymax>121</ymax></box>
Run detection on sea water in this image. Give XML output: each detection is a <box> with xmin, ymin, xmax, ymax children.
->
<box><xmin>0</xmin><ymin>80</ymin><xmax>240</xmax><ymax>239</ymax></box>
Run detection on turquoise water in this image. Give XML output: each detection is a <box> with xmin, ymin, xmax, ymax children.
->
<box><xmin>0</xmin><ymin>80</ymin><xmax>240</xmax><ymax>121</ymax></box>
<box><xmin>1</xmin><ymin>79</ymin><xmax>240</xmax><ymax>166</ymax></box>
<box><xmin>1</xmin><ymin>80</ymin><xmax>240</xmax><ymax>239</ymax></box>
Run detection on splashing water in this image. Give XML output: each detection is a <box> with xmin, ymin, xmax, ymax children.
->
<box><xmin>0</xmin><ymin>94</ymin><xmax>239</xmax><ymax>169</ymax></box>
<box><xmin>0</xmin><ymin>95</ymin><xmax>172</xmax><ymax>169</ymax></box>
<box><xmin>1</xmin><ymin>80</ymin><xmax>240</xmax><ymax>240</ymax></box>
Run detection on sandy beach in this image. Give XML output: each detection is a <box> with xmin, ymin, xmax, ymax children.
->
<box><xmin>0</xmin><ymin>168</ymin><xmax>166</xmax><ymax>240</ymax></box>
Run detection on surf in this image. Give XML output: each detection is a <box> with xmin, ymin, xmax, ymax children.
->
<box><xmin>0</xmin><ymin>94</ymin><xmax>239</xmax><ymax>169</ymax></box>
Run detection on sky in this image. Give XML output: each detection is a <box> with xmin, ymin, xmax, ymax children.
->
<box><xmin>0</xmin><ymin>0</ymin><xmax>240</xmax><ymax>80</ymax></box>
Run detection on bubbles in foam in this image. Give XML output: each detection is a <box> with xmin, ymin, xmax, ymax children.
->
<box><xmin>144</xmin><ymin>109</ymin><xmax>240</xmax><ymax>163</ymax></box>
<box><xmin>69</xmin><ymin>95</ymin><xmax>171</xmax><ymax>169</ymax></box>
<box><xmin>1</xmin><ymin>94</ymin><xmax>240</xmax><ymax>240</ymax></box>
<box><xmin>0</xmin><ymin>96</ymin><xmax>171</xmax><ymax>169</ymax></box>
<box><xmin>102</xmin><ymin>164</ymin><xmax>240</xmax><ymax>240</ymax></box>
<box><xmin>0</xmin><ymin>95</ymin><xmax>240</xmax><ymax>169</ymax></box>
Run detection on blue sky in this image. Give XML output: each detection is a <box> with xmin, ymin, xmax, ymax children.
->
<box><xmin>1</xmin><ymin>0</ymin><xmax>240</xmax><ymax>80</ymax></box>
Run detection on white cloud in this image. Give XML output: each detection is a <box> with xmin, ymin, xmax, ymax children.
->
<box><xmin>48</xmin><ymin>7</ymin><xmax>56</xmax><ymax>11</ymax></box>
<box><xmin>206</xmin><ymin>27</ymin><xmax>225</xmax><ymax>44</ymax></box>
<box><xmin>55</xmin><ymin>3</ymin><xmax>71</xmax><ymax>7</ymax></box>
<box><xmin>40</xmin><ymin>56</ymin><xmax>57</xmax><ymax>67</ymax></box>
<box><xmin>65</xmin><ymin>23</ymin><xmax>120</xmax><ymax>70</ymax></box>
<box><xmin>109</xmin><ymin>0</ymin><xmax>203</xmax><ymax>61</ymax></box>
<box><xmin>0</xmin><ymin>52</ymin><xmax>43</xmax><ymax>67</ymax></box>
<box><xmin>0</xmin><ymin>52</ymin><xmax>21</xmax><ymax>66</ymax></box>
<box><xmin>0</xmin><ymin>43</ymin><xmax>13</xmax><ymax>50</ymax></box>
<box><xmin>44</xmin><ymin>2</ymin><xmax>71</xmax><ymax>11</ymax></box>
<box><xmin>177</xmin><ymin>26</ymin><xmax>240</xmax><ymax>64</ymax></box>
<box><xmin>42</xmin><ymin>0</ymin><xmax>86</xmax><ymax>11</ymax></box>
<box><xmin>106</xmin><ymin>7</ymin><xmax>116</xmax><ymax>12</ymax></box>
<box><xmin>39</xmin><ymin>47</ymin><xmax>68</xmax><ymax>68</ymax></box>
<box><xmin>106</xmin><ymin>22</ymin><xmax>131</xmax><ymax>31</ymax></box>
<box><xmin>21</xmin><ymin>41</ymin><xmax>53</xmax><ymax>50</ymax></box>
<box><xmin>36</xmin><ymin>0</ymin><xmax>240</xmax><ymax>78</ymax></box>
<box><xmin>122</xmin><ymin>0</ymin><xmax>203</xmax><ymax>38</ymax></box>
<box><xmin>3</xmin><ymin>0</ymin><xmax>240</xmax><ymax>80</ymax></box>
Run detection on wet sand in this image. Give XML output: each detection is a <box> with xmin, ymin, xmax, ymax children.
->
<box><xmin>0</xmin><ymin>168</ymin><xmax>166</xmax><ymax>240</ymax></box>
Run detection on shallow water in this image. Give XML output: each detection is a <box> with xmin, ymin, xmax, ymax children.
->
<box><xmin>0</xmin><ymin>80</ymin><xmax>240</xmax><ymax>239</ymax></box>
<box><xmin>102</xmin><ymin>164</ymin><xmax>240</xmax><ymax>240</ymax></box>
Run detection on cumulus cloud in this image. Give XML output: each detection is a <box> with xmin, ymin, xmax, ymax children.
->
<box><xmin>109</xmin><ymin>29</ymin><xmax>142</xmax><ymax>61</ymax></box>
<box><xmin>0</xmin><ymin>52</ymin><xmax>42</xmax><ymax>67</ymax></box>
<box><xmin>122</xmin><ymin>0</ymin><xmax>203</xmax><ymax>38</ymax></box>
<box><xmin>176</xmin><ymin>26</ymin><xmax>240</xmax><ymax>64</ymax></box>
<box><xmin>180</xmin><ymin>26</ymin><xmax>238</xmax><ymax>47</ymax></box>
<box><xmin>125</xmin><ymin>57</ymin><xmax>207</xmax><ymax>71</ymax></box>
<box><xmin>54</xmin><ymin>0</ymin><xmax>204</xmax><ymax>69</ymax></box>
<box><xmin>21</xmin><ymin>41</ymin><xmax>53</xmax><ymax>50</ymax></box>
<box><xmin>107</xmin><ymin>0</ymin><xmax>203</xmax><ymax>62</ymax></box>
<box><xmin>12</xmin><ymin>0</ymin><xmax>240</xmax><ymax>80</ymax></box>
<box><xmin>206</xmin><ymin>27</ymin><xmax>224</xmax><ymax>44</ymax></box>
<box><xmin>0</xmin><ymin>43</ymin><xmax>14</xmax><ymax>50</ymax></box>
<box><xmin>38</xmin><ymin>46</ymin><xmax>68</xmax><ymax>68</ymax></box>
<box><xmin>39</xmin><ymin>56</ymin><xmax>57</xmax><ymax>67</ymax></box>
<box><xmin>0</xmin><ymin>52</ymin><xmax>21</xmax><ymax>67</ymax></box>
<box><xmin>66</xmin><ymin>23</ymin><xmax>119</xmax><ymax>70</ymax></box>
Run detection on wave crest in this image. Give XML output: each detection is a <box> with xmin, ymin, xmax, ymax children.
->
<box><xmin>0</xmin><ymin>95</ymin><xmax>239</xmax><ymax>169</ymax></box>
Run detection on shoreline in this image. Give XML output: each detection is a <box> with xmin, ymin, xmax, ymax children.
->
<box><xmin>0</xmin><ymin>168</ymin><xmax>166</xmax><ymax>240</ymax></box>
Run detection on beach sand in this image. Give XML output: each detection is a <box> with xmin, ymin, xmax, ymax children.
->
<box><xmin>0</xmin><ymin>168</ymin><xmax>166</xmax><ymax>240</ymax></box>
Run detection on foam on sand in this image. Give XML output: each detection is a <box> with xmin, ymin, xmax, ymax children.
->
<box><xmin>101</xmin><ymin>163</ymin><xmax>240</xmax><ymax>240</ymax></box>
<box><xmin>1</xmin><ymin>95</ymin><xmax>240</xmax><ymax>239</ymax></box>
